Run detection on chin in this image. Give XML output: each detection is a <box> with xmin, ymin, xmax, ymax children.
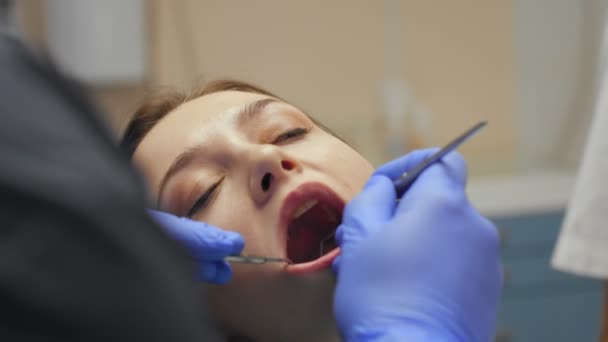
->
<box><xmin>209</xmin><ymin>181</ymin><xmax>352</xmax><ymax>342</ymax></box>
<box><xmin>209</xmin><ymin>268</ymin><xmax>339</xmax><ymax>342</ymax></box>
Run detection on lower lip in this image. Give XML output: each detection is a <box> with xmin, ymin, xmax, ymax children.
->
<box><xmin>286</xmin><ymin>247</ymin><xmax>340</xmax><ymax>275</ymax></box>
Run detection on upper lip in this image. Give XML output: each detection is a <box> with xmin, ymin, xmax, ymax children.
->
<box><xmin>278</xmin><ymin>181</ymin><xmax>345</xmax><ymax>261</ymax></box>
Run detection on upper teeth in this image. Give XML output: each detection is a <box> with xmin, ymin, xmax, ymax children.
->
<box><xmin>293</xmin><ymin>200</ymin><xmax>318</xmax><ymax>219</ymax></box>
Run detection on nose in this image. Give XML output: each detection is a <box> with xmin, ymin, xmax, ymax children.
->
<box><xmin>249</xmin><ymin>145</ymin><xmax>300</xmax><ymax>205</ymax></box>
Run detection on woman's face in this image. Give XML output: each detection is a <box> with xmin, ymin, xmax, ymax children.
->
<box><xmin>134</xmin><ymin>90</ymin><xmax>373</xmax><ymax>341</ymax></box>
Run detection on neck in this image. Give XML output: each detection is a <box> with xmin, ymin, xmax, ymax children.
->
<box><xmin>226</xmin><ymin>329</ymin><xmax>339</xmax><ymax>342</ymax></box>
<box><xmin>212</xmin><ymin>269</ymin><xmax>340</xmax><ymax>342</ymax></box>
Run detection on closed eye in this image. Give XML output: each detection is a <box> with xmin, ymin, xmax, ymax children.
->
<box><xmin>186</xmin><ymin>178</ymin><xmax>223</xmax><ymax>218</ymax></box>
<box><xmin>272</xmin><ymin>127</ymin><xmax>309</xmax><ymax>145</ymax></box>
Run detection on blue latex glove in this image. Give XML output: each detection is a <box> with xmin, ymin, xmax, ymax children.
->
<box><xmin>148</xmin><ymin>210</ymin><xmax>244</xmax><ymax>284</ymax></box>
<box><xmin>333</xmin><ymin>148</ymin><xmax>502</xmax><ymax>342</ymax></box>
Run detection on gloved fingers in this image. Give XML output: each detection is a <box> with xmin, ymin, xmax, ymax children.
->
<box><xmin>148</xmin><ymin>209</ymin><xmax>244</xmax><ymax>261</ymax></box>
<box><xmin>476</xmin><ymin>214</ymin><xmax>501</xmax><ymax>253</ymax></box>
<box><xmin>197</xmin><ymin>260</ymin><xmax>233</xmax><ymax>284</ymax></box>
<box><xmin>191</xmin><ymin>226</ymin><xmax>245</xmax><ymax>261</ymax></box>
<box><xmin>335</xmin><ymin>227</ymin><xmax>344</xmax><ymax>250</ymax></box>
<box><xmin>395</xmin><ymin>151</ymin><xmax>468</xmax><ymax>213</ymax></box>
<box><xmin>337</xmin><ymin>175</ymin><xmax>396</xmax><ymax>245</ymax></box>
<box><xmin>437</xmin><ymin>151</ymin><xmax>468</xmax><ymax>187</ymax></box>
<box><xmin>374</xmin><ymin>148</ymin><xmax>440</xmax><ymax>179</ymax></box>
<box><xmin>374</xmin><ymin>148</ymin><xmax>467</xmax><ymax>195</ymax></box>
<box><xmin>342</xmin><ymin>175</ymin><xmax>396</xmax><ymax>229</ymax></box>
<box><xmin>332</xmin><ymin>255</ymin><xmax>342</xmax><ymax>273</ymax></box>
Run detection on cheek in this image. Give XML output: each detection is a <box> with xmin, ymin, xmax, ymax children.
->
<box><xmin>311</xmin><ymin>136</ymin><xmax>374</xmax><ymax>196</ymax></box>
<box><xmin>193</xmin><ymin>188</ymin><xmax>272</xmax><ymax>257</ymax></box>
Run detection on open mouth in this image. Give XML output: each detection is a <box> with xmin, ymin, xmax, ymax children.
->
<box><xmin>287</xmin><ymin>199</ymin><xmax>340</xmax><ymax>263</ymax></box>
<box><xmin>279</xmin><ymin>183</ymin><xmax>344</xmax><ymax>275</ymax></box>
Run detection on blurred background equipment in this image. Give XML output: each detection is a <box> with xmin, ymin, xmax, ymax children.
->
<box><xmin>45</xmin><ymin>0</ymin><xmax>145</xmax><ymax>84</ymax></box>
<box><xmin>10</xmin><ymin>1</ymin><xmax>608</xmax><ymax>340</ymax></box>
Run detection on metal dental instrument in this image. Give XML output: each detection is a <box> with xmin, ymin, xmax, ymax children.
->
<box><xmin>224</xmin><ymin>255</ymin><xmax>293</xmax><ymax>265</ymax></box>
<box><xmin>393</xmin><ymin>121</ymin><xmax>487</xmax><ymax>198</ymax></box>
<box><xmin>225</xmin><ymin>231</ymin><xmax>335</xmax><ymax>265</ymax></box>
<box><xmin>224</xmin><ymin>121</ymin><xmax>486</xmax><ymax>265</ymax></box>
<box><xmin>319</xmin><ymin>231</ymin><xmax>337</xmax><ymax>258</ymax></box>
<box><xmin>317</xmin><ymin>120</ymin><xmax>484</xmax><ymax>259</ymax></box>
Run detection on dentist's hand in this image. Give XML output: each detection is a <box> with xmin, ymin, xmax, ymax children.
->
<box><xmin>148</xmin><ymin>210</ymin><xmax>244</xmax><ymax>284</ymax></box>
<box><xmin>333</xmin><ymin>149</ymin><xmax>502</xmax><ymax>342</ymax></box>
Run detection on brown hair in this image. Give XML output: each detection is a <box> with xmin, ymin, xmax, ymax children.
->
<box><xmin>120</xmin><ymin>79</ymin><xmax>339</xmax><ymax>156</ymax></box>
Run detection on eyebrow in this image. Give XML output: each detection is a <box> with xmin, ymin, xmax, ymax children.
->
<box><xmin>236</xmin><ymin>97</ymin><xmax>279</xmax><ymax>126</ymax></box>
<box><xmin>156</xmin><ymin>97</ymin><xmax>280</xmax><ymax>206</ymax></box>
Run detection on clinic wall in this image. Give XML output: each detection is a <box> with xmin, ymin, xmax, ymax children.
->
<box><xmin>16</xmin><ymin>0</ymin><xmax>517</xmax><ymax>175</ymax></box>
<box><xmin>149</xmin><ymin>0</ymin><xmax>517</xmax><ymax>173</ymax></box>
<box><xmin>14</xmin><ymin>0</ymin><xmax>148</xmax><ymax>130</ymax></box>
<box><xmin>514</xmin><ymin>0</ymin><xmax>604</xmax><ymax>171</ymax></box>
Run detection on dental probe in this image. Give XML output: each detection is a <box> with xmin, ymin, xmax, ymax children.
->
<box><xmin>224</xmin><ymin>255</ymin><xmax>293</xmax><ymax>264</ymax></box>
<box><xmin>393</xmin><ymin>121</ymin><xmax>487</xmax><ymax>198</ymax></box>
<box><xmin>224</xmin><ymin>122</ymin><xmax>486</xmax><ymax>265</ymax></box>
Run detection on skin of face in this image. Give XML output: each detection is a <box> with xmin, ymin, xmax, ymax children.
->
<box><xmin>134</xmin><ymin>91</ymin><xmax>374</xmax><ymax>341</ymax></box>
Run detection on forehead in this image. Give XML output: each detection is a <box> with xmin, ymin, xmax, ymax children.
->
<box><xmin>158</xmin><ymin>90</ymin><xmax>274</xmax><ymax>134</ymax></box>
<box><xmin>133</xmin><ymin>91</ymin><xmax>274</xmax><ymax>188</ymax></box>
